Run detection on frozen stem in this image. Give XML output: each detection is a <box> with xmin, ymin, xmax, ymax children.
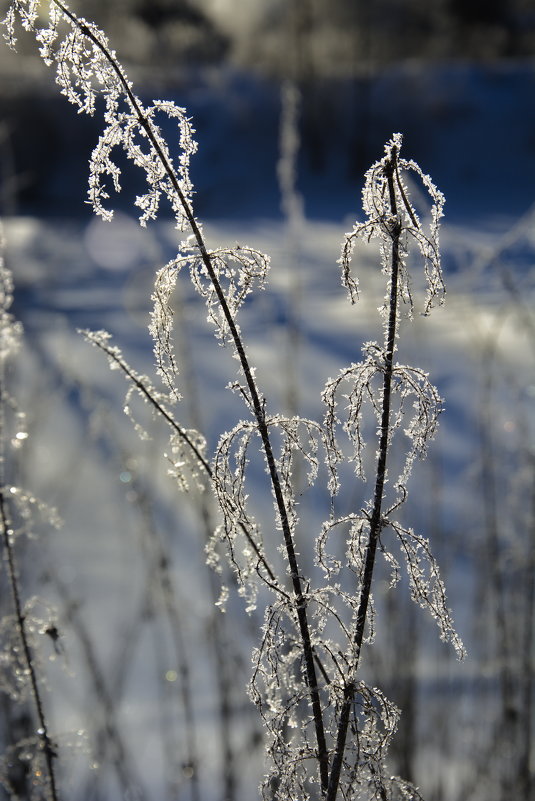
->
<box><xmin>327</xmin><ymin>141</ymin><xmax>402</xmax><ymax>801</ymax></box>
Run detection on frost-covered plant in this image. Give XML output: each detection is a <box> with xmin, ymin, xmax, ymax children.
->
<box><xmin>3</xmin><ymin>3</ymin><xmax>464</xmax><ymax>799</ymax></box>
<box><xmin>0</xmin><ymin>229</ymin><xmax>61</xmax><ymax>801</ymax></box>
<box><xmin>320</xmin><ymin>135</ymin><xmax>465</xmax><ymax>800</ymax></box>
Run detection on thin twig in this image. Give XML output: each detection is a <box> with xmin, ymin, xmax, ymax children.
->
<box><xmin>0</xmin><ymin>247</ymin><xmax>59</xmax><ymax>800</ymax></box>
<box><xmin>0</xmin><ymin>472</ymin><xmax>59</xmax><ymax>801</ymax></box>
<box><xmin>83</xmin><ymin>333</ymin><xmax>283</xmax><ymax>592</ymax></box>
<box><xmin>52</xmin><ymin>575</ymin><xmax>149</xmax><ymax>801</ymax></box>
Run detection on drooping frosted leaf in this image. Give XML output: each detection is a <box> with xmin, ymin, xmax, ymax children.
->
<box><xmin>340</xmin><ymin>133</ymin><xmax>445</xmax><ymax>315</ymax></box>
<box><xmin>3</xmin><ymin>1</ymin><xmax>198</xmax><ymax>229</ymax></box>
<box><xmin>391</xmin><ymin>520</ymin><xmax>466</xmax><ymax>658</ymax></box>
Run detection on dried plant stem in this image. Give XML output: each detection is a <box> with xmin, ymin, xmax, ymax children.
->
<box><xmin>51</xmin><ymin>1</ymin><xmax>328</xmax><ymax>789</ymax></box>
<box><xmin>188</xmin><ymin>198</ymin><xmax>331</xmax><ymax>792</ymax></box>
<box><xmin>85</xmin><ymin>335</ymin><xmax>211</xmax><ymax>475</ymax></box>
<box><xmin>519</xmin><ymin>460</ymin><xmax>535</xmax><ymax>800</ymax></box>
<box><xmin>0</xmin><ymin>430</ymin><xmax>59</xmax><ymax>801</ymax></box>
<box><xmin>139</xmin><ymin>495</ymin><xmax>201</xmax><ymax>801</ymax></box>
<box><xmin>327</xmin><ymin>147</ymin><xmax>402</xmax><ymax>801</ymax></box>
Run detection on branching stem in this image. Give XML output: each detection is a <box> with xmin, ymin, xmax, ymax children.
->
<box><xmin>327</xmin><ymin>145</ymin><xmax>401</xmax><ymax>801</ymax></box>
<box><xmin>51</xmin><ymin>1</ymin><xmax>329</xmax><ymax>789</ymax></box>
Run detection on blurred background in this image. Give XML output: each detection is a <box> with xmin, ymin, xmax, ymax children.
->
<box><xmin>0</xmin><ymin>2</ymin><xmax>535</xmax><ymax>801</ymax></box>
<box><xmin>1</xmin><ymin>0</ymin><xmax>535</xmax><ymax>219</ymax></box>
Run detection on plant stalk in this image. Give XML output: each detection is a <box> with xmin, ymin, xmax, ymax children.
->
<box><xmin>326</xmin><ymin>147</ymin><xmax>401</xmax><ymax>801</ymax></box>
<box><xmin>52</xmin><ymin>1</ymin><xmax>329</xmax><ymax>790</ymax></box>
<box><xmin>0</xmin><ymin>463</ymin><xmax>59</xmax><ymax>801</ymax></box>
